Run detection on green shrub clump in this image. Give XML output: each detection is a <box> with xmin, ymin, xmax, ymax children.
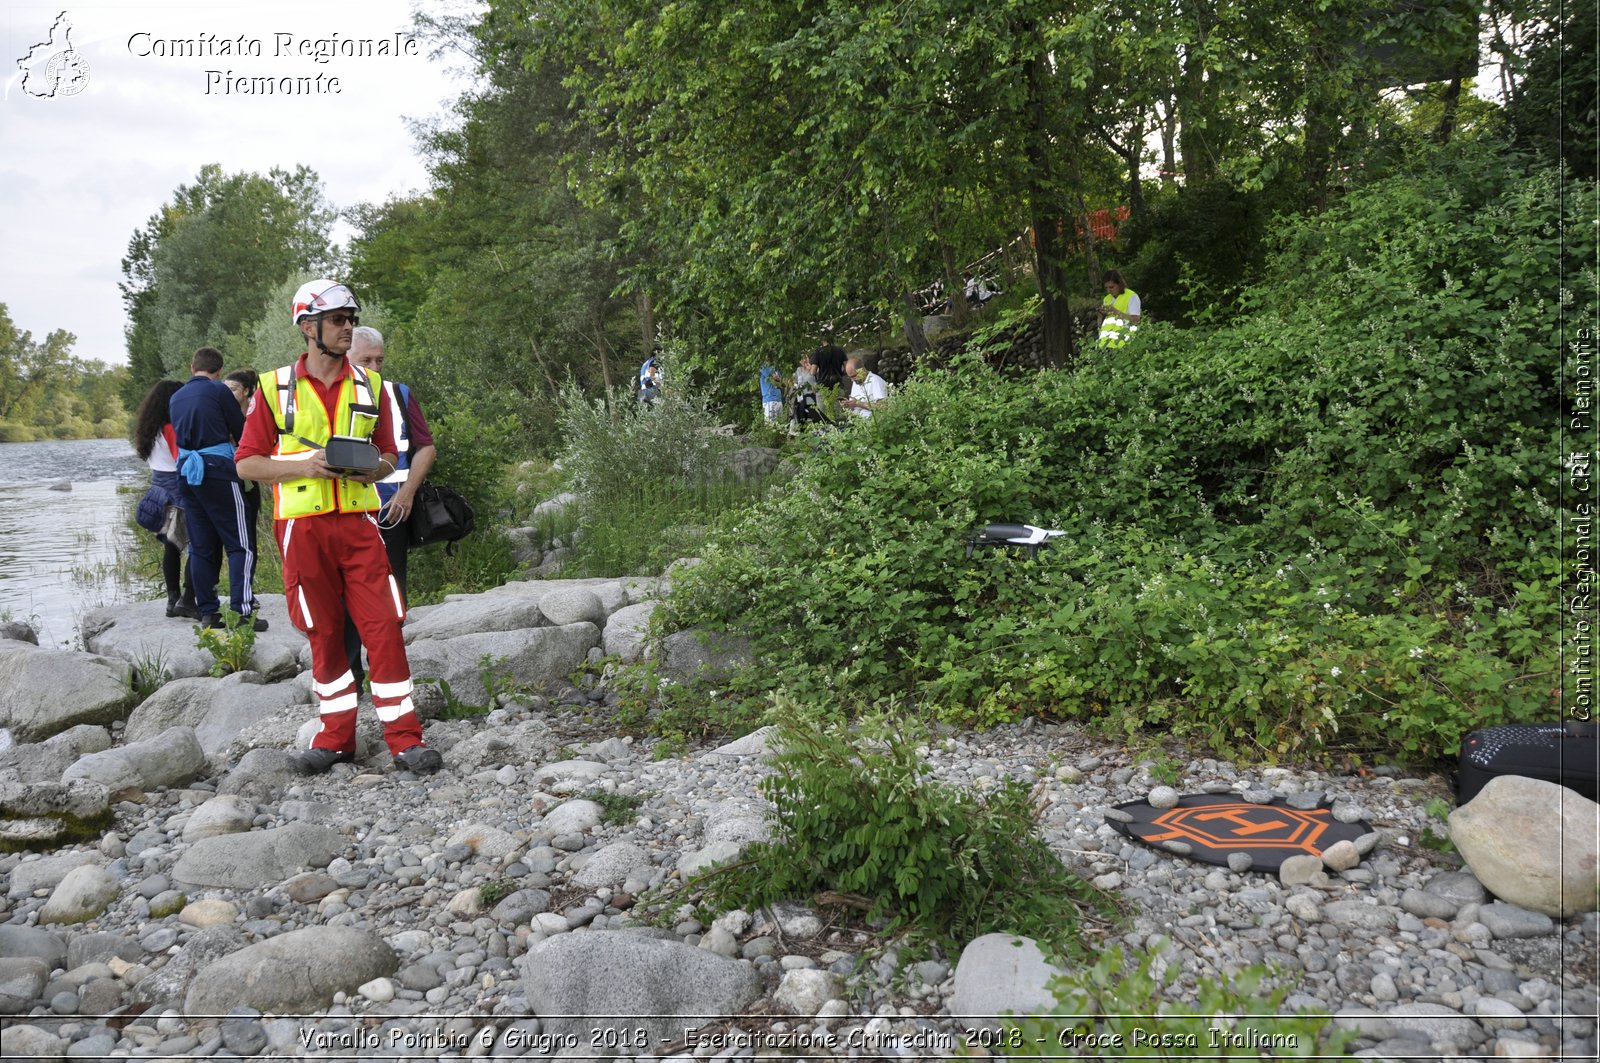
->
<box><xmin>557</xmin><ymin>346</ymin><xmax>765</xmax><ymax>576</ymax></box>
<box><xmin>662</xmin><ymin>144</ymin><xmax>1588</xmax><ymax>760</ymax></box>
<box><xmin>695</xmin><ymin>709</ymin><xmax>1115</xmax><ymax>958</ymax></box>
<box><xmin>999</xmin><ymin>943</ymin><xmax>1354</xmax><ymax>1059</ymax></box>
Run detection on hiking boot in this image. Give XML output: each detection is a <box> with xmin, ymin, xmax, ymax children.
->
<box><xmin>291</xmin><ymin>747</ymin><xmax>354</xmax><ymax>775</ymax></box>
<box><xmin>166</xmin><ymin>600</ymin><xmax>200</xmax><ymax>619</ymax></box>
<box><xmin>393</xmin><ymin>745</ymin><xmax>443</xmax><ymax>774</ymax></box>
<box><xmin>200</xmin><ymin>612</ymin><xmax>269</xmax><ymax>632</ymax></box>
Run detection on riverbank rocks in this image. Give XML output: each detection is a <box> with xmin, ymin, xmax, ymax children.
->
<box><xmin>660</xmin><ymin>628</ymin><xmax>753</xmax><ymax>682</ymax></box>
<box><xmin>720</xmin><ymin>446</ymin><xmax>781</xmax><ymax>483</ymax></box>
<box><xmin>182</xmin><ymin>927</ymin><xmax>396</xmax><ymax>1014</ymax></box>
<box><xmin>181</xmin><ymin>794</ymin><xmax>256</xmax><ymax>842</ymax></box>
<box><xmin>124</xmin><ymin>672</ymin><xmax>304</xmax><ymax>756</ymax></box>
<box><xmin>0</xmin><ymin>621</ymin><xmax>38</xmax><ymax>645</ymax></box>
<box><xmin>37</xmin><ymin>863</ymin><xmax>119</xmax><ymax>924</ymax></box>
<box><xmin>0</xmin><ymin>958</ymin><xmax>50</xmax><ymax>1013</ymax></box>
<box><xmin>61</xmin><ymin>725</ymin><xmax>206</xmax><ymax>794</ymax></box>
<box><xmin>404</xmin><ymin>624</ymin><xmax>599</xmax><ymax>709</ymax></box>
<box><xmin>0</xmin><ymin>926</ymin><xmax>67</xmax><ymax>969</ymax></box>
<box><xmin>603</xmin><ymin>602</ymin><xmax>657</xmax><ymax>663</ymax></box>
<box><xmin>81</xmin><ymin>595</ymin><xmax>301</xmax><ymax>682</ymax></box>
<box><xmin>950</xmin><ymin>933</ymin><xmax>1065</xmax><ymax>1032</ymax></box>
<box><xmin>0</xmin><ymin>725</ymin><xmax>112</xmax><ymax>785</ymax></box>
<box><xmin>172</xmin><ymin>821</ymin><xmax>342</xmax><ymax>890</ymax></box>
<box><xmin>0</xmin><ymin>778</ymin><xmax>112</xmax><ymax>849</ymax></box>
<box><xmin>1449</xmin><ymin>776</ymin><xmax>1600</xmax><ymax>917</ymax></box>
<box><xmin>0</xmin><ymin>640</ymin><xmax>132</xmax><ymax>743</ymax></box>
<box><xmin>519</xmin><ymin>931</ymin><xmax>763</xmax><ymax>1050</ymax></box>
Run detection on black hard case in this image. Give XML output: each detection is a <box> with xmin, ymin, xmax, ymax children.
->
<box><xmin>1456</xmin><ymin>722</ymin><xmax>1599</xmax><ymax>804</ymax></box>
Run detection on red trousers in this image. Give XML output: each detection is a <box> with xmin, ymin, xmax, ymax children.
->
<box><xmin>277</xmin><ymin>511</ymin><xmax>422</xmax><ymax>755</ymax></box>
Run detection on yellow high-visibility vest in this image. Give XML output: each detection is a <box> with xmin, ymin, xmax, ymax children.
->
<box><xmin>1098</xmin><ymin>288</ymin><xmax>1140</xmax><ymax>347</ymax></box>
<box><xmin>259</xmin><ymin>361</ymin><xmax>384</xmax><ymax>519</ymax></box>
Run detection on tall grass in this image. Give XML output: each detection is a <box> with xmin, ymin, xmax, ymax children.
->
<box><xmin>557</xmin><ymin>362</ymin><xmax>766</xmax><ymax>578</ymax></box>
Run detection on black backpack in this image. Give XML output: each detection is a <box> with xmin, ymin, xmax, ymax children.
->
<box><xmin>407</xmin><ymin>482</ymin><xmax>476</xmax><ymax>552</ymax></box>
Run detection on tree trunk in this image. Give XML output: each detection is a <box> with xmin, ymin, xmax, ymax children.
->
<box><xmin>1159</xmin><ymin>97</ymin><xmax>1179</xmax><ymax>183</ymax></box>
<box><xmin>900</xmin><ymin>290</ymin><xmax>929</xmax><ymax>356</ymax></box>
<box><xmin>941</xmin><ymin>241</ymin><xmax>969</xmax><ymax>328</ymax></box>
<box><xmin>594</xmin><ymin>309</ymin><xmax>614</xmax><ymax>413</ymax></box>
<box><xmin>1123</xmin><ymin>117</ymin><xmax>1148</xmax><ymax>225</ymax></box>
<box><xmin>636</xmin><ymin>288</ymin><xmax>656</xmax><ymax>360</ymax></box>
<box><xmin>1177</xmin><ymin>36</ymin><xmax>1214</xmax><ymax>185</ymax></box>
<box><xmin>1434</xmin><ymin>72</ymin><xmax>1465</xmax><ymax>144</ymax></box>
<box><xmin>1026</xmin><ymin>45</ymin><xmax>1073</xmax><ymax>367</ymax></box>
<box><xmin>931</xmin><ymin>196</ymin><xmax>969</xmax><ymax>328</ymax></box>
<box><xmin>1078</xmin><ymin>194</ymin><xmax>1103</xmax><ymax>292</ymax></box>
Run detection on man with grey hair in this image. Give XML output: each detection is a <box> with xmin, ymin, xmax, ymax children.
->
<box><xmin>345</xmin><ymin>326</ymin><xmax>437</xmax><ymax>689</ymax></box>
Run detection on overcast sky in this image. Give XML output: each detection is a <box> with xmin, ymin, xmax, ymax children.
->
<box><xmin>0</xmin><ymin>1</ymin><xmax>479</xmax><ymax>367</ymax></box>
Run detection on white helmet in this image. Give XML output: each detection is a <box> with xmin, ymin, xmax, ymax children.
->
<box><xmin>291</xmin><ymin>279</ymin><xmax>359</xmax><ymax>325</ymax></box>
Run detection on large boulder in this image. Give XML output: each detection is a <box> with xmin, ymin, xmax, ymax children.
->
<box><xmin>0</xmin><ymin>777</ymin><xmax>112</xmax><ymax>849</ymax></box>
<box><xmin>0</xmin><ymin>726</ymin><xmax>112</xmax><ymax>785</ymax></box>
<box><xmin>172</xmin><ymin>822</ymin><xmax>343</xmax><ymax>890</ymax></box>
<box><xmin>573</xmin><ymin>842</ymin><xmax>654</xmax><ymax>888</ymax></box>
<box><xmin>719</xmin><ymin>447</ymin><xmax>781</xmax><ymax>484</ymax></box>
<box><xmin>537</xmin><ymin>587</ymin><xmax>606</xmax><ymax>627</ymax></box>
<box><xmin>949</xmin><ymin>933</ymin><xmax>1066</xmax><ymax>1032</ymax></box>
<box><xmin>404</xmin><ymin>624</ymin><xmax>600</xmax><ymax>709</ymax></box>
<box><xmin>519</xmin><ymin>931</ymin><xmax>762</xmax><ymax>1051</ymax></box>
<box><xmin>0</xmin><ymin>926</ymin><xmax>67</xmax><ymax>970</ymax></box>
<box><xmin>1450</xmin><ymin>775</ymin><xmax>1600</xmax><ymax>917</ymax></box>
<box><xmin>181</xmin><ymin>794</ymin><xmax>257</xmax><ymax>842</ymax></box>
<box><xmin>124</xmin><ymin>672</ymin><xmax>303</xmax><ymax>756</ymax></box>
<box><xmin>37</xmin><ymin>864</ymin><xmax>119</xmax><ymax>925</ymax></box>
<box><xmin>403</xmin><ymin>593</ymin><xmax>546</xmax><ymax>642</ymax></box>
<box><xmin>602</xmin><ymin>602</ymin><xmax>657</xmax><ymax>664</ymax></box>
<box><xmin>80</xmin><ymin>595</ymin><xmax>302</xmax><ymax>682</ymax></box>
<box><xmin>61</xmin><ymin>726</ymin><xmax>206</xmax><ymax>793</ymax></box>
<box><xmin>134</xmin><ymin>926</ymin><xmax>244</xmax><ymax>1007</ymax></box>
<box><xmin>7</xmin><ymin>851</ymin><xmax>103</xmax><ymax>900</ymax></box>
<box><xmin>659</xmin><ymin>629</ymin><xmax>752</xmax><ymax>683</ymax></box>
<box><xmin>184</xmin><ymin>927</ymin><xmax>396</xmax><ymax>1015</ymax></box>
<box><xmin>0</xmin><ymin>957</ymin><xmax>49</xmax><ymax>1014</ymax></box>
<box><xmin>404</xmin><ymin>577</ymin><xmax>626</xmax><ymax>643</ymax></box>
<box><xmin>0</xmin><ymin>641</ymin><xmax>131</xmax><ymax>743</ymax></box>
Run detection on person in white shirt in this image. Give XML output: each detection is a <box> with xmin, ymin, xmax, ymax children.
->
<box><xmin>841</xmin><ymin>352</ymin><xmax>890</xmax><ymax>418</ymax></box>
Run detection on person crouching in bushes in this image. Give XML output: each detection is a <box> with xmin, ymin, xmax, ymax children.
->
<box><xmin>132</xmin><ymin>379</ymin><xmax>196</xmax><ymax>618</ymax></box>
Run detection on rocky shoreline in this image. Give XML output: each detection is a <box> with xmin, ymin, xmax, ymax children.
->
<box><xmin>1</xmin><ymin>575</ymin><xmax>1596</xmax><ymax>1061</ymax></box>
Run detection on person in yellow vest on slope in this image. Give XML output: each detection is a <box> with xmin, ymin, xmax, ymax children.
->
<box><xmin>1097</xmin><ymin>269</ymin><xmax>1141</xmax><ymax>347</ymax></box>
<box><xmin>235</xmin><ymin>279</ymin><xmax>442</xmax><ymax>776</ymax></box>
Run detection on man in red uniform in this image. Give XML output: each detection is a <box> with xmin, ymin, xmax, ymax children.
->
<box><xmin>236</xmin><ymin>279</ymin><xmax>443</xmax><ymax>775</ymax></box>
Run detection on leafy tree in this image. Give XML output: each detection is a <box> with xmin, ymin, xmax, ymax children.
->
<box><xmin>120</xmin><ymin>164</ymin><xmax>336</xmax><ymax>399</ymax></box>
<box><xmin>0</xmin><ymin>303</ymin><xmax>126</xmax><ymax>440</ymax></box>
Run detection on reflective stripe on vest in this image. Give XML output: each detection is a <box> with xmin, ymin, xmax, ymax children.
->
<box><xmin>377</xmin><ymin>380</ymin><xmax>410</xmax><ymax>488</ymax></box>
<box><xmin>1098</xmin><ymin>289</ymin><xmax>1139</xmax><ymax>347</ymax></box>
<box><xmin>262</xmin><ymin>362</ymin><xmax>384</xmax><ymax>519</ymax></box>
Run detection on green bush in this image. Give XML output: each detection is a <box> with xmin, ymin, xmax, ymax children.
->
<box><xmin>556</xmin><ymin>349</ymin><xmax>765</xmax><ymax>576</ymax></box>
<box><xmin>194</xmin><ymin>611</ymin><xmax>256</xmax><ymax>677</ymax></box>
<box><xmin>661</xmin><ymin>143</ymin><xmax>1586</xmax><ymax>760</ymax></box>
<box><xmin>999</xmin><ymin>943</ymin><xmax>1354</xmax><ymax>1059</ymax></box>
<box><xmin>406</xmin><ymin>406</ymin><xmax>520</xmax><ymax>604</ymax></box>
<box><xmin>695</xmin><ymin>708</ymin><xmax>1115</xmax><ymax>957</ymax></box>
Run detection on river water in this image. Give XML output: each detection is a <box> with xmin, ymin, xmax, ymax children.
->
<box><xmin>0</xmin><ymin>437</ymin><xmax>148</xmax><ymax>647</ymax></box>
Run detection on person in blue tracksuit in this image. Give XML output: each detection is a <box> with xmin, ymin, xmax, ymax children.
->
<box><xmin>168</xmin><ymin>346</ymin><xmax>264</xmax><ymax>631</ymax></box>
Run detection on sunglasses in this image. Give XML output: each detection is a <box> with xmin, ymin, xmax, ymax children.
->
<box><xmin>321</xmin><ymin>313</ymin><xmax>359</xmax><ymax>327</ymax></box>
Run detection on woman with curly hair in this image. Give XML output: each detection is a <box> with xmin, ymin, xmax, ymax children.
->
<box><xmin>132</xmin><ymin>379</ymin><xmax>196</xmax><ymax>618</ymax></box>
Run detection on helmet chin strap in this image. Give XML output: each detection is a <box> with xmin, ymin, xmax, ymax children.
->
<box><xmin>310</xmin><ymin>316</ymin><xmax>340</xmax><ymax>359</ymax></box>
